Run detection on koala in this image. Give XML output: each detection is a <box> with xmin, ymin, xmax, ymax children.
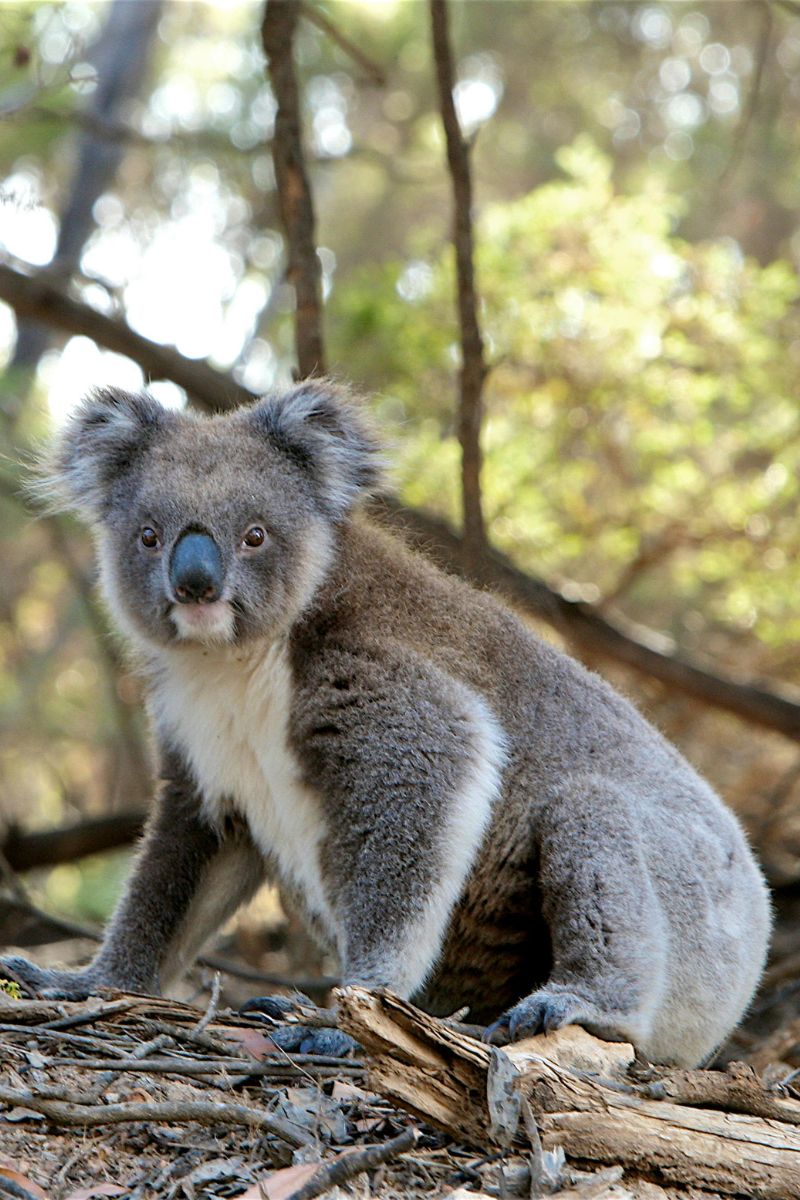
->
<box><xmin>2</xmin><ymin>382</ymin><xmax>771</xmax><ymax>1066</ymax></box>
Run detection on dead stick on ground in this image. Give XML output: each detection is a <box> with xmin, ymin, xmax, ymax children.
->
<box><xmin>0</xmin><ymin>1084</ymin><xmax>313</xmax><ymax>1147</ymax></box>
<box><xmin>285</xmin><ymin>1126</ymin><xmax>419</xmax><ymax>1200</ymax></box>
<box><xmin>194</xmin><ymin>970</ymin><xmax>221</xmax><ymax>1035</ymax></box>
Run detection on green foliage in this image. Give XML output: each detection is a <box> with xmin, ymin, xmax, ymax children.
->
<box><xmin>331</xmin><ymin>138</ymin><xmax>800</xmax><ymax>657</ymax></box>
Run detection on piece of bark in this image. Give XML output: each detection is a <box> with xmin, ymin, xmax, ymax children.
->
<box><xmin>336</xmin><ymin>986</ymin><xmax>800</xmax><ymax>1199</ymax></box>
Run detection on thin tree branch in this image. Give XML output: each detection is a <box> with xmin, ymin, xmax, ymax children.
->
<box><xmin>0</xmin><ymin>1084</ymin><xmax>313</xmax><ymax>1146</ymax></box>
<box><xmin>261</xmin><ymin>0</ymin><xmax>326</xmax><ymax>378</ymax></box>
<box><xmin>373</xmin><ymin>496</ymin><xmax>800</xmax><ymax>741</ymax></box>
<box><xmin>300</xmin><ymin>2</ymin><xmax>386</xmax><ymax>86</ymax></box>
<box><xmin>2</xmin><ymin>812</ymin><xmax>147</xmax><ymax>872</ymax></box>
<box><xmin>0</xmin><ymin>893</ymin><xmax>336</xmax><ymax>997</ymax></box>
<box><xmin>4</xmin><ymin>261</ymin><xmax>800</xmax><ymax>739</ymax></box>
<box><xmin>429</xmin><ymin>0</ymin><xmax>488</xmax><ymax>570</ymax></box>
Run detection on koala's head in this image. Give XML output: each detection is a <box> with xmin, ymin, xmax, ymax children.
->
<box><xmin>44</xmin><ymin>382</ymin><xmax>380</xmax><ymax>648</ymax></box>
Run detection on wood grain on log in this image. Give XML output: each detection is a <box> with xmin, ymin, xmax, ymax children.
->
<box><xmin>336</xmin><ymin>986</ymin><xmax>800</xmax><ymax>1199</ymax></box>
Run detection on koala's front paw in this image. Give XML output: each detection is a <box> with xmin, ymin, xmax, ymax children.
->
<box><xmin>0</xmin><ymin>955</ymin><xmax>99</xmax><ymax>1001</ymax></box>
<box><xmin>241</xmin><ymin>993</ymin><xmax>359</xmax><ymax>1058</ymax></box>
<box><xmin>484</xmin><ymin>986</ymin><xmax>595</xmax><ymax>1044</ymax></box>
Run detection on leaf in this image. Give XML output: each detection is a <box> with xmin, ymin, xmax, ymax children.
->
<box><xmin>218</xmin><ymin>1025</ymin><xmax>277</xmax><ymax>1060</ymax></box>
<box><xmin>240</xmin><ymin>1158</ymin><xmax>322</xmax><ymax>1200</ymax></box>
<box><xmin>243</xmin><ymin>1148</ymin><xmax>363</xmax><ymax>1200</ymax></box>
<box><xmin>0</xmin><ymin>1162</ymin><xmax>48</xmax><ymax>1200</ymax></box>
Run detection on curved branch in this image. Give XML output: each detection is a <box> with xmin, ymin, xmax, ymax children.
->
<box><xmin>373</xmin><ymin>497</ymin><xmax>800</xmax><ymax>741</ymax></box>
<box><xmin>0</xmin><ymin>261</ymin><xmax>253</xmax><ymax>412</ymax></box>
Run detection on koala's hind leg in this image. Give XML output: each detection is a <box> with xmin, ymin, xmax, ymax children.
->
<box><xmin>1</xmin><ymin>767</ymin><xmax>265</xmax><ymax>1000</ymax></box>
<box><xmin>487</xmin><ymin>776</ymin><xmax>667</xmax><ymax>1053</ymax></box>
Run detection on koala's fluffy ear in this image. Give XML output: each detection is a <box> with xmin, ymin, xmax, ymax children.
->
<box><xmin>40</xmin><ymin>388</ymin><xmax>168</xmax><ymax>520</ymax></box>
<box><xmin>250</xmin><ymin>381</ymin><xmax>382</xmax><ymax>517</ymax></box>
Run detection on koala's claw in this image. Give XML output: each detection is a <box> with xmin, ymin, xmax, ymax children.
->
<box><xmin>270</xmin><ymin>1024</ymin><xmax>359</xmax><ymax>1057</ymax></box>
<box><xmin>0</xmin><ymin>955</ymin><xmax>97</xmax><ymax>1001</ymax></box>
<box><xmin>486</xmin><ymin>987</ymin><xmax>594</xmax><ymax>1043</ymax></box>
<box><xmin>482</xmin><ymin>1016</ymin><xmax>511</xmax><ymax>1046</ymax></box>
<box><xmin>240</xmin><ymin>993</ymin><xmax>359</xmax><ymax>1058</ymax></box>
<box><xmin>240</xmin><ymin>992</ymin><xmax>312</xmax><ymax>1021</ymax></box>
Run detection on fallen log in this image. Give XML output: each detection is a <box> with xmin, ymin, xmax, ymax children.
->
<box><xmin>337</xmin><ymin>986</ymin><xmax>800</xmax><ymax>1200</ymax></box>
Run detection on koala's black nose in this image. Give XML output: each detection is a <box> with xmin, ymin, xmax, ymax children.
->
<box><xmin>170</xmin><ymin>532</ymin><xmax>223</xmax><ymax>604</ymax></box>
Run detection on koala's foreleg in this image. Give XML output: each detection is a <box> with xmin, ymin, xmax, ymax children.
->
<box><xmin>488</xmin><ymin>775</ymin><xmax>667</xmax><ymax>1050</ymax></box>
<box><xmin>1</xmin><ymin>768</ymin><xmax>265</xmax><ymax>1000</ymax></box>
<box><xmin>296</xmin><ymin>654</ymin><xmax>505</xmax><ymax>1002</ymax></box>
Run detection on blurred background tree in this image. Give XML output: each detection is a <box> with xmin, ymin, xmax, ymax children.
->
<box><xmin>3</xmin><ymin>0</ymin><xmax>800</xmax><ymax>994</ymax></box>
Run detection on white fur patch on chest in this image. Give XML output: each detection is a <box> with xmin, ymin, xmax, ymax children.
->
<box><xmin>149</xmin><ymin>638</ymin><xmax>335</xmax><ymax>939</ymax></box>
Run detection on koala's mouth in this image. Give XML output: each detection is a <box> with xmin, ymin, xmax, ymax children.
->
<box><xmin>170</xmin><ymin>599</ymin><xmax>235</xmax><ymax>644</ymax></box>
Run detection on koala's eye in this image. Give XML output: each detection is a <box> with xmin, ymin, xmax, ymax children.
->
<box><xmin>241</xmin><ymin>526</ymin><xmax>266</xmax><ymax>549</ymax></box>
<box><xmin>140</xmin><ymin>527</ymin><xmax>160</xmax><ymax>549</ymax></box>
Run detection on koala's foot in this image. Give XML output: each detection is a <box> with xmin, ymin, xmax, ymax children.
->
<box><xmin>484</xmin><ymin>985</ymin><xmax>620</xmax><ymax>1046</ymax></box>
<box><xmin>241</xmin><ymin>993</ymin><xmax>359</xmax><ymax>1058</ymax></box>
<box><xmin>0</xmin><ymin>955</ymin><xmax>101</xmax><ymax>1001</ymax></box>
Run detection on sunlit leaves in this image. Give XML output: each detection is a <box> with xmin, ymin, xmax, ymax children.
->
<box><xmin>332</xmin><ymin>139</ymin><xmax>800</xmax><ymax>668</ymax></box>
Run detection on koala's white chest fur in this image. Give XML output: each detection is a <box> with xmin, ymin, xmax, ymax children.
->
<box><xmin>149</xmin><ymin>638</ymin><xmax>335</xmax><ymax>939</ymax></box>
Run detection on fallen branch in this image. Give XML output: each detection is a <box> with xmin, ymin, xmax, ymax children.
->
<box><xmin>286</xmin><ymin>1126</ymin><xmax>418</xmax><ymax>1200</ymax></box>
<box><xmin>337</xmin><ymin>986</ymin><xmax>800</xmax><ymax>1199</ymax></box>
<box><xmin>0</xmin><ymin>1084</ymin><xmax>312</xmax><ymax>1146</ymax></box>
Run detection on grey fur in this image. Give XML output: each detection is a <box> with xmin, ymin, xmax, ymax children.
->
<box><xmin>2</xmin><ymin>383</ymin><xmax>771</xmax><ymax>1066</ymax></box>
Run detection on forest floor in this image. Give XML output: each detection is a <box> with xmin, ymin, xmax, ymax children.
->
<box><xmin>1</xmin><ymin>888</ymin><xmax>800</xmax><ymax>1200</ymax></box>
<box><xmin>2</xmin><ymin>925</ymin><xmax>800</xmax><ymax>1200</ymax></box>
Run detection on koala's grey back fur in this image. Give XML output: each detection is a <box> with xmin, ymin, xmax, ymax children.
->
<box><xmin>6</xmin><ymin>383</ymin><xmax>770</xmax><ymax>1068</ymax></box>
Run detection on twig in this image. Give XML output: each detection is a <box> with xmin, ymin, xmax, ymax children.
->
<box><xmin>719</xmin><ymin>0</ymin><xmax>773</xmax><ymax>184</ymax></box>
<box><xmin>0</xmin><ymin>1083</ymin><xmax>313</xmax><ymax>1147</ymax></box>
<box><xmin>89</xmin><ymin>1030</ymin><xmax>174</xmax><ymax>1096</ymax></box>
<box><xmin>137</xmin><ymin>1018</ymin><xmax>246</xmax><ymax>1057</ymax></box>
<box><xmin>200</xmin><ymin>953</ymin><xmax>336</xmax><ymax>998</ymax></box>
<box><xmin>48</xmin><ymin>1054</ymin><xmax>363</xmax><ymax>1077</ymax></box>
<box><xmin>429</xmin><ymin>0</ymin><xmax>488</xmax><ymax>572</ymax></box>
<box><xmin>262</xmin><ymin>0</ymin><xmax>326</xmax><ymax>378</ymax></box>
<box><xmin>300</xmin><ymin>2</ymin><xmax>386</xmax><ymax>86</ymax></box>
<box><xmin>38</xmin><ymin>999</ymin><xmax>138</xmax><ymax>1031</ymax></box>
<box><xmin>194</xmin><ymin>971</ymin><xmax>221</xmax><ymax>1035</ymax></box>
<box><xmin>284</xmin><ymin>1126</ymin><xmax>419</xmax><ymax>1200</ymax></box>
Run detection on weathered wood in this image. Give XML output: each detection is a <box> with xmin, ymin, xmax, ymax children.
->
<box><xmin>336</xmin><ymin>986</ymin><xmax>800</xmax><ymax>1199</ymax></box>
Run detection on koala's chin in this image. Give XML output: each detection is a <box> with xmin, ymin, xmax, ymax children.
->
<box><xmin>170</xmin><ymin>600</ymin><xmax>236</xmax><ymax>645</ymax></box>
